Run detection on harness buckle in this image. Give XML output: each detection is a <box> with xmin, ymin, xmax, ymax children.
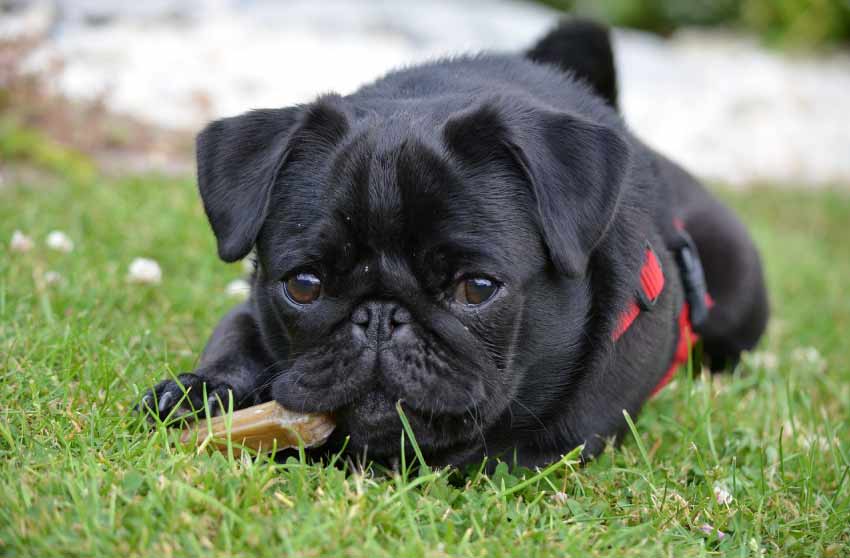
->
<box><xmin>673</xmin><ymin>227</ymin><xmax>710</xmax><ymax>328</ymax></box>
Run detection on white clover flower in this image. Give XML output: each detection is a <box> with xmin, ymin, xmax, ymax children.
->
<box><xmin>127</xmin><ymin>258</ymin><xmax>162</xmax><ymax>285</ymax></box>
<box><xmin>225</xmin><ymin>278</ymin><xmax>251</xmax><ymax>299</ymax></box>
<box><xmin>799</xmin><ymin>433</ymin><xmax>832</xmax><ymax>452</ymax></box>
<box><xmin>45</xmin><ymin>230</ymin><xmax>74</xmax><ymax>253</ymax></box>
<box><xmin>10</xmin><ymin>230</ymin><xmax>34</xmax><ymax>253</ymax></box>
<box><xmin>668</xmin><ymin>491</ymin><xmax>690</xmax><ymax>511</ymax></box>
<box><xmin>747</xmin><ymin>351</ymin><xmax>778</xmax><ymax>371</ymax></box>
<box><xmin>698</xmin><ymin>523</ymin><xmax>726</xmax><ymax>539</ymax></box>
<box><xmin>792</xmin><ymin>346</ymin><xmax>822</xmax><ymax>364</ymax></box>
<box><xmin>749</xmin><ymin>537</ymin><xmax>765</xmax><ymax>556</ymax></box>
<box><xmin>550</xmin><ymin>491</ymin><xmax>569</xmax><ymax>505</ymax></box>
<box><xmin>44</xmin><ymin>271</ymin><xmax>63</xmax><ymax>286</ymax></box>
<box><xmin>714</xmin><ymin>484</ymin><xmax>733</xmax><ymax>506</ymax></box>
<box><xmin>791</xmin><ymin>346</ymin><xmax>826</xmax><ymax>372</ymax></box>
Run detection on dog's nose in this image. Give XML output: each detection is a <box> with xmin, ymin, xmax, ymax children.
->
<box><xmin>351</xmin><ymin>301</ymin><xmax>411</xmax><ymax>342</ymax></box>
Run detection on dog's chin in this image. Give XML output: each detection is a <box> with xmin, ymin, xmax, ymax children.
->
<box><xmin>337</xmin><ymin>391</ymin><xmax>486</xmax><ymax>460</ymax></box>
<box><xmin>332</xmin><ymin>391</ymin><xmax>416</xmax><ymax>457</ymax></box>
<box><xmin>275</xmin><ymin>384</ymin><xmax>485</xmax><ymax>460</ymax></box>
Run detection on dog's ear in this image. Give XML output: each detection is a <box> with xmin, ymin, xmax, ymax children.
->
<box><xmin>526</xmin><ymin>19</ymin><xmax>618</xmax><ymax>109</ymax></box>
<box><xmin>443</xmin><ymin>103</ymin><xmax>630</xmax><ymax>277</ymax></box>
<box><xmin>196</xmin><ymin>108</ymin><xmax>299</xmax><ymax>262</ymax></box>
<box><xmin>196</xmin><ymin>100</ymin><xmax>349</xmax><ymax>262</ymax></box>
<box><xmin>511</xmin><ymin>109</ymin><xmax>631</xmax><ymax>277</ymax></box>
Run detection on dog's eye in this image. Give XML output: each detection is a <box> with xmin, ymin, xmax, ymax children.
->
<box><xmin>454</xmin><ymin>277</ymin><xmax>498</xmax><ymax>306</ymax></box>
<box><xmin>283</xmin><ymin>271</ymin><xmax>322</xmax><ymax>305</ymax></box>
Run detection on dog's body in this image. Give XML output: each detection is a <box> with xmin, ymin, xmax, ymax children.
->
<box><xmin>142</xmin><ymin>22</ymin><xmax>768</xmax><ymax>467</ymax></box>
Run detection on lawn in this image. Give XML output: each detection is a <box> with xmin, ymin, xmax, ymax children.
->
<box><xmin>1</xmin><ymin>133</ymin><xmax>848</xmax><ymax>557</ymax></box>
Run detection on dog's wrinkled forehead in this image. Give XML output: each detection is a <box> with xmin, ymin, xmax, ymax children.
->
<box><xmin>197</xmin><ymin>94</ymin><xmax>630</xmax><ymax>279</ymax></box>
<box><xmin>261</xmin><ymin>115</ymin><xmax>542</xmax><ymax>278</ymax></box>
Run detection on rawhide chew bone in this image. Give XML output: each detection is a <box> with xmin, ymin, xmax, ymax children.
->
<box><xmin>181</xmin><ymin>401</ymin><xmax>335</xmax><ymax>456</ymax></box>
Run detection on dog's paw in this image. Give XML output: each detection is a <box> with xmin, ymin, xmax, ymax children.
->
<box><xmin>137</xmin><ymin>373</ymin><xmax>235</xmax><ymax>423</ymax></box>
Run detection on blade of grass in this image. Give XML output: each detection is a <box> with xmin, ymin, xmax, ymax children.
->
<box><xmin>396</xmin><ymin>400</ymin><xmax>429</xmax><ymax>474</ymax></box>
<box><xmin>498</xmin><ymin>445</ymin><xmax>583</xmax><ymax>498</ymax></box>
<box><xmin>623</xmin><ymin>409</ymin><xmax>655</xmax><ymax>484</ymax></box>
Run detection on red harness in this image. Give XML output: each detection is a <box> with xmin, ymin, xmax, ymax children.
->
<box><xmin>612</xmin><ymin>235</ymin><xmax>712</xmax><ymax>396</ymax></box>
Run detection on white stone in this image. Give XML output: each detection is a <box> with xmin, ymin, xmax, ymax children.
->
<box><xmin>45</xmin><ymin>230</ymin><xmax>74</xmax><ymax>253</ymax></box>
<box><xmin>127</xmin><ymin>257</ymin><xmax>162</xmax><ymax>285</ymax></box>
<box><xmin>10</xmin><ymin>230</ymin><xmax>34</xmax><ymax>253</ymax></box>
<box><xmin>19</xmin><ymin>0</ymin><xmax>850</xmax><ymax>186</ymax></box>
<box><xmin>0</xmin><ymin>0</ymin><xmax>55</xmax><ymax>41</ymax></box>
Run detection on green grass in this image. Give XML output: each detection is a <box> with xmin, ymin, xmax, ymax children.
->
<box><xmin>0</xmin><ymin>117</ymin><xmax>95</xmax><ymax>185</ymax></box>
<box><xmin>535</xmin><ymin>0</ymin><xmax>850</xmax><ymax>50</ymax></box>
<box><xmin>1</xmin><ymin>149</ymin><xmax>848</xmax><ymax>556</ymax></box>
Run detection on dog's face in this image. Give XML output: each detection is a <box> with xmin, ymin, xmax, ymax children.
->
<box><xmin>195</xmin><ymin>95</ymin><xmax>630</xmax><ymax>460</ymax></box>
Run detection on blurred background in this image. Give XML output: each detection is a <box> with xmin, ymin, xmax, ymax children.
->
<box><xmin>2</xmin><ymin>0</ymin><xmax>850</xmax><ymax>187</ymax></box>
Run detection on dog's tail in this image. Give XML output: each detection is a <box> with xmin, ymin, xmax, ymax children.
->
<box><xmin>526</xmin><ymin>19</ymin><xmax>618</xmax><ymax>109</ymax></box>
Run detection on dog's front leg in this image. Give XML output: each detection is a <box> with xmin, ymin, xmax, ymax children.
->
<box><xmin>139</xmin><ymin>302</ymin><xmax>275</xmax><ymax>420</ymax></box>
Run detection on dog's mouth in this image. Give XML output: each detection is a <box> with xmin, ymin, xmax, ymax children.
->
<box><xmin>269</xmin><ymin>325</ymin><xmax>501</xmax><ymax>459</ymax></box>
<box><xmin>304</xmin><ymin>387</ymin><xmax>485</xmax><ymax>460</ymax></box>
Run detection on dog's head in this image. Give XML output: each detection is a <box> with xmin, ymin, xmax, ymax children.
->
<box><xmin>196</xmin><ymin>93</ymin><xmax>630</xmax><ymax>460</ymax></box>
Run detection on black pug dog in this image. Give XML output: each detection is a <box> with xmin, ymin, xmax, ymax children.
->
<box><xmin>141</xmin><ymin>21</ymin><xmax>768</xmax><ymax>467</ymax></box>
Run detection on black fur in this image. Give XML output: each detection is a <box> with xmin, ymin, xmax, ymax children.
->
<box><xmin>140</xmin><ymin>22</ymin><xmax>768</xmax><ymax>467</ymax></box>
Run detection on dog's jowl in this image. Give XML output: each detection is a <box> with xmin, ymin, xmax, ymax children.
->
<box><xmin>142</xmin><ymin>21</ymin><xmax>768</xmax><ymax>467</ymax></box>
